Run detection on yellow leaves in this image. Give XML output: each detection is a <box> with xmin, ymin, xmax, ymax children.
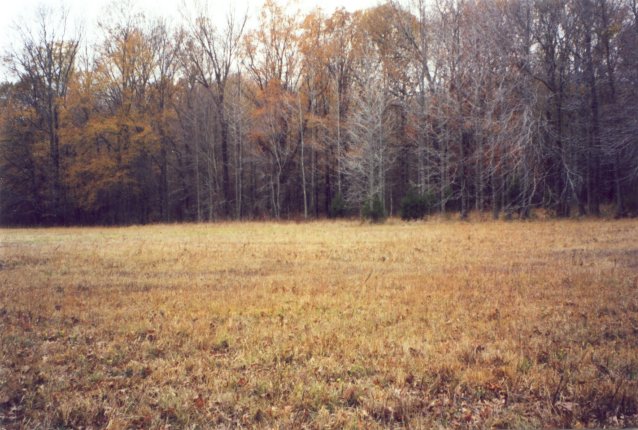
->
<box><xmin>355</xmin><ymin>4</ymin><xmax>415</xmax><ymax>84</ymax></box>
<box><xmin>248</xmin><ymin>80</ymin><xmax>299</xmax><ymax>150</ymax></box>
<box><xmin>68</xmin><ymin>161</ymin><xmax>144</xmax><ymax>211</ymax></box>
<box><xmin>299</xmin><ymin>10</ymin><xmax>327</xmax><ymax>58</ymax></box>
<box><xmin>95</xmin><ymin>116</ymin><xmax>122</xmax><ymax>139</ymax></box>
<box><xmin>304</xmin><ymin>111</ymin><xmax>327</xmax><ymax>131</ymax></box>
<box><xmin>16</xmin><ymin>16</ymin><xmax>175</xmax><ymax>219</ymax></box>
<box><xmin>67</xmin><ymin>155</ymin><xmax>115</xmax><ymax>210</ymax></box>
<box><xmin>244</xmin><ymin>0</ymin><xmax>300</xmax><ymax>90</ymax></box>
<box><xmin>102</xmin><ymin>27</ymin><xmax>154</xmax><ymax>85</ymax></box>
<box><xmin>63</xmin><ymin>104</ymin><xmax>160</xmax><ymax>213</ymax></box>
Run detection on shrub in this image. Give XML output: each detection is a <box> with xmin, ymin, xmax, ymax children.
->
<box><xmin>400</xmin><ymin>187</ymin><xmax>433</xmax><ymax>220</ymax></box>
<box><xmin>625</xmin><ymin>179</ymin><xmax>638</xmax><ymax>216</ymax></box>
<box><xmin>329</xmin><ymin>193</ymin><xmax>347</xmax><ymax>218</ymax></box>
<box><xmin>362</xmin><ymin>195</ymin><xmax>386</xmax><ymax>223</ymax></box>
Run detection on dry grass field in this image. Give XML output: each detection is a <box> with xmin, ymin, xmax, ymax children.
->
<box><xmin>1</xmin><ymin>219</ymin><xmax>637</xmax><ymax>429</ymax></box>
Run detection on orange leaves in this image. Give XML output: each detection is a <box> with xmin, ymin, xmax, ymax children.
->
<box><xmin>54</xmin><ymin>16</ymin><xmax>169</xmax><ymax>219</ymax></box>
<box><xmin>243</xmin><ymin>0</ymin><xmax>300</xmax><ymax>91</ymax></box>
<box><xmin>356</xmin><ymin>5</ymin><xmax>413</xmax><ymax>74</ymax></box>
<box><xmin>248</xmin><ymin>80</ymin><xmax>299</xmax><ymax>152</ymax></box>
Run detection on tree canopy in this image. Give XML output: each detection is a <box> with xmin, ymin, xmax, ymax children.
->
<box><xmin>2</xmin><ymin>0</ymin><xmax>637</xmax><ymax>225</ymax></box>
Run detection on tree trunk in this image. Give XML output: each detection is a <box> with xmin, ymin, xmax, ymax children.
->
<box><xmin>460</xmin><ymin>131</ymin><xmax>468</xmax><ymax>220</ymax></box>
<box><xmin>217</xmin><ymin>100</ymin><xmax>232</xmax><ymax>218</ymax></box>
<box><xmin>299</xmin><ymin>95</ymin><xmax>308</xmax><ymax>219</ymax></box>
<box><xmin>49</xmin><ymin>101</ymin><xmax>61</xmax><ymax>224</ymax></box>
<box><xmin>585</xmin><ymin>28</ymin><xmax>601</xmax><ymax>216</ymax></box>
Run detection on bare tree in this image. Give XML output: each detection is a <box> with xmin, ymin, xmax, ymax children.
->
<box><xmin>344</xmin><ymin>45</ymin><xmax>397</xmax><ymax>212</ymax></box>
<box><xmin>7</xmin><ymin>6</ymin><xmax>79</xmax><ymax>223</ymax></box>
<box><xmin>185</xmin><ymin>2</ymin><xmax>247</xmax><ymax>218</ymax></box>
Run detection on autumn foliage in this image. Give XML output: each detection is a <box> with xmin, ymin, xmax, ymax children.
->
<box><xmin>1</xmin><ymin>0</ymin><xmax>638</xmax><ymax>225</ymax></box>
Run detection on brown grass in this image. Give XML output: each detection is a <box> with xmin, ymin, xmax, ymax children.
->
<box><xmin>1</xmin><ymin>219</ymin><xmax>637</xmax><ymax>429</ymax></box>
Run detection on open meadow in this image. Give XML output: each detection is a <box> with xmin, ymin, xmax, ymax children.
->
<box><xmin>1</xmin><ymin>219</ymin><xmax>637</xmax><ymax>429</ymax></box>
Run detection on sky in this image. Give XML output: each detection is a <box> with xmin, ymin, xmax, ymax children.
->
<box><xmin>1</xmin><ymin>0</ymin><xmax>381</xmax><ymax>80</ymax></box>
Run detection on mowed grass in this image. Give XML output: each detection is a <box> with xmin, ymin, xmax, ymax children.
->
<box><xmin>1</xmin><ymin>219</ymin><xmax>637</xmax><ymax>429</ymax></box>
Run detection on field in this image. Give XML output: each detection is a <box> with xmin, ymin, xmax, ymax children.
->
<box><xmin>1</xmin><ymin>219</ymin><xmax>637</xmax><ymax>429</ymax></box>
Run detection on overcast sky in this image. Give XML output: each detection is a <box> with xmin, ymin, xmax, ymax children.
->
<box><xmin>1</xmin><ymin>0</ymin><xmax>382</xmax><ymax>80</ymax></box>
<box><xmin>0</xmin><ymin>0</ymin><xmax>382</xmax><ymax>52</ymax></box>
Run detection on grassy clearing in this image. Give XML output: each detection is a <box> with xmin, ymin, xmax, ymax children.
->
<box><xmin>1</xmin><ymin>219</ymin><xmax>637</xmax><ymax>429</ymax></box>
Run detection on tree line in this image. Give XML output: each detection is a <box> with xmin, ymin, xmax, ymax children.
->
<box><xmin>1</xmin><ymin>0</ymin><xmax>637</xmax><ymax>225</ymax></box>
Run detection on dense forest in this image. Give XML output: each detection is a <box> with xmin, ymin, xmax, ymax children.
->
<box><xmin>1</xmin><ymin>0</ymin><xmax>637</xmax><ymax>225</ymax></box>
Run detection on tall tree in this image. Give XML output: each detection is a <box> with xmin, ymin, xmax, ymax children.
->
<box><xmin>187</xmin><ymin>5</ymin><xmax>247</xmax><ymax>217</ymax></box>
<box><xmin>6</xmin><ymin>6</ymin><xmax>79</xmax><ymax>223</ymax></box>
<box><xmin>243</xmin><ymin>0</ymin><xmax>303</xmax><ymax>217</ymax></box>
